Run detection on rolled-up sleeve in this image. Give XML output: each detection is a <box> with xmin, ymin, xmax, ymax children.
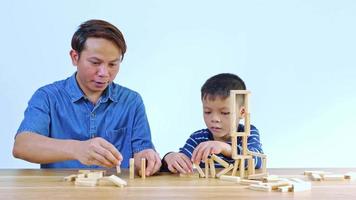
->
<box><xmin>16</xmin><ymin>89</ymin><xmax>50</xmax><ymax>137</ymax></box>
<box><xmin>131</xmin><ymin>95</ymin><xmax>154</xmax><ymax>153</ymax></box>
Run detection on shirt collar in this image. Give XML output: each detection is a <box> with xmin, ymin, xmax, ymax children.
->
<box><xmin>65</xmin><ymin>73</ymin><xmax>118</xmax><ymax>103</ymax></box>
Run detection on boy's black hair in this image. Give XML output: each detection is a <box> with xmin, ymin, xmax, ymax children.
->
<box><xmin>201</xmin><ymin>73</ymin><xmax>246</xmax><ymax>100</ymax></box>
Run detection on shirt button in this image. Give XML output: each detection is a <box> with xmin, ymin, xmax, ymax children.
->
<box><xmin>91</xmin><ymin>113</ymin><xmax>96</xmax><ymax>117</ymax></box>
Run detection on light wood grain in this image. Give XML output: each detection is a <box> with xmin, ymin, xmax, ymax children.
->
<box><xmin>0</xmin><ymin>169</ymin><xmax>356</xmax><ymax>200</ymax></box>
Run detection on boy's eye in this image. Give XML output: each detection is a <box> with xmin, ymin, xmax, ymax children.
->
<box><xmin>221</xmin><ymin>112</ymin><xmax>230</xmax><ymax>115</ymax></box>
<box><xmin>204</xmin><ymin>111</ymin><xmax>211</xmax><ymax>114</ymax></box>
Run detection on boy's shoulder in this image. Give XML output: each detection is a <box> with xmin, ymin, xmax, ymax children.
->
<box><xmin>190</xmin><ymin>128</ymin><xmax>213</xmax><ymax>139</ymax></box>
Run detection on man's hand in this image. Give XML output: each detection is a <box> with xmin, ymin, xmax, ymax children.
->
<box><xmin>164</xmin><ymin>152</ymin><xmax>193</xmax><ymax>174</ymax></box>
<box><xmin>134</xmin><ymin>149</ymin><xmax>161</xmax><ymax>176</ymax></box>
<box><xmin>74</xmin><ymin>137</ymin><xmax>122</xmax><ymax>168</ymax></box>
<box><xmin>191</xmin><ymin>141</ymin><xmax>231</xmax><ymax>164</ymax></box>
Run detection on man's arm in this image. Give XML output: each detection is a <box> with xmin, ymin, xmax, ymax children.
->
<box><xmin>13</xmin><ymin>132</ymin><xmax>122</xmax><ymax>168</ymax></box>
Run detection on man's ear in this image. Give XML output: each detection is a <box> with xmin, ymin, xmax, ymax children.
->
<box><xmin>69</xmin><ymin>50</ymin><xmax>79</xmax><ymax>66</ymax></box>
<box><xmin>238</xmin><ymin>106</ymin><xmax>246</xmax><ymax>118</ymax></box>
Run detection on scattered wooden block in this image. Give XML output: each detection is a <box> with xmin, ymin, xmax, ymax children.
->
<box><xmin>304</xmin><ymin>170</ymin><xmax>329</xmax><ymax>176</ymax></box>
<box><xmin>261</xmin><ymin>181</ymin><xmax>291</xmax><ymax>190</ymax></box>
<box><xmin>75</xmin><ymin>180</ymin><xmax>97</xmax><ymax>187</ymax></box>
<box><xmin>344</xmin><ymin>172</ymin><xmax>356</xmax><ymax>180</ymax></box>
<box><xmin>248</xmin><ymin>184</ymin><xmax>272</xmax><ymax>192</ymax></box>
<box><xmin>278</xmin><ymin>185</ymin><xmax>292</xmax><ymax>192</ymax></box>
<box><xmin>216</xmin><ymin>164</ymin><xmax>234</xmax><ymax>178</ymax></box>
<box><xmin>209</xmin><ymin>159</ymin><xmax>216</xmax><ymax>178</ymax></box>
<box><xmin>179</xmin><ymin>172</ymin><xmax>200</xmax><ymax>178</ymax></box>
<box><xmin>63</xmin><ymin>174</ymin><xmax>77</xmax><ymax>182</ymax></box>
<box><xmin>141</xmin><ymin>158</ymin><xmax>146</xmax><ymax>179</ymax></box>
<box><xmin>97</xmin><ymin>177</ymin><xmax>117</xmax><ymax>186</ymax></box>
<box><xmin>87</xmin><ymin>172</ymin><xmax>103</xmax><ymax>179</ymax></box>
<box><xmin>211</xmin><ymin>154</ymin><xmax>230</xmax><ymax>168</ymax></box>
<box><xmin>108</xmin><ymin>175</ymin><xmax>127</xmax><ymax>188</ymax></box>
<box><xmin>247</xmin><ymin>172</ymin><xmax>269</xmax><ymax>180</ymax></box>
<box><xmin>129</xmin><ymin>158</ymin><xmax>135</xmax><ymax>179</ymax></box>
<box><xmin>76</xmin><ymin>177</ymin><xmax>100</xmax><ymax>182</ymax></box>
<box><xmin>78</xmin><ymin>170</ymin><xmax>91</xmax><ymax>174</ymax></box>
<box><xmin>289</xmin><ymin>178</ymin><xmax>311</xmax><ymax>192</ymax></box>
<box><xmin>262</xmin><ymin>175</ymin><xmax>280</xmax><ymax>182</ymax></box>
<box><xmin>310</xmin><ymin>173</ymin><xmax>322</xmax><ymax>181</ymax></box>
<box><xmin>240</xmin><ymin>179</ymin><xmax>263</xmax><ymax>185</ymax></box>
<box><xmin>323</xmin><ymin>174</ymin><xmax>345</xmax><ymax>181</ymax></box>
<box><xmin>220</xmin><ymin>175</ymin><xmax>240</xmax><ymax>183</ymax></box>
<box><xmin>231</xmin><ymin>160</ymin><xmax>239</xmax><ymax>176</ymax></box>
<box><xmin>193</xmin><ymin>164</ymin><xmax>205</xmax><ymax>178</ymax></box>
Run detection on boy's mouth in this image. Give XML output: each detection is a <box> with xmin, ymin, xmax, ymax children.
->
<box><xmin>211</xmin><ymin>127</ymin><xmax>222</xmax><ymax>132</ymax></box>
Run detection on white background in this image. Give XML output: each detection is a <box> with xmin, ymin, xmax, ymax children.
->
<box><xmin>1</xmin><ymin>0</ymin><xmax>355</xmax><ymax>168</ymax></box>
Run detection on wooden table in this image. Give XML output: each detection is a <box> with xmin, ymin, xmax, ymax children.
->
<box><xmin>0</xmin><ymin>168</ymin><xmax>355</xmax><ymax>199</ymax></box>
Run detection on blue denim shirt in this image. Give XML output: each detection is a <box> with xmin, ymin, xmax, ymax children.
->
<box><xmin>17</xmin><ymin>73</ymin><xmax>154</xmax><ymax>168</ymax></box>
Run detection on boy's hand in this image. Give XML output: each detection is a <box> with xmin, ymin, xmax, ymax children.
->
<box><xmin>191</xmin><ymin>141</ymin><xmax>231</xmax><ymax>164</ymax></box>
<box><xmin>75</xmin><ymin>137</ymin><xmax>122</xmax><ymax>168</ymax></box>
<box><xmin>134</xmin><ymin>149</ymin><xmax>161</xmax><ymax>176</ymax></box>
<box><xmin>164</xmin><ymin>152</ymin><xmax>193</xmax><ymax>174</ymax></box>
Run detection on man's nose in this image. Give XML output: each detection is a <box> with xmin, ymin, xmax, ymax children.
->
<box><xmin>97</xmin><ymin>65</ymin><xmax>109</xmax><ymax>77</ymax></box>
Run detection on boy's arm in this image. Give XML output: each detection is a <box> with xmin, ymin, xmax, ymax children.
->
<box><xmin>246</xmin><ymin>125</ymin><xmax>263</xmax><ymax>168</ymax></box>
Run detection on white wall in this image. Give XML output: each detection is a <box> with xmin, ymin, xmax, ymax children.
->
<box><xmin>1</xmin><ymin>0</ymin><xmax>355</xmax><ymax>168</ymax></box>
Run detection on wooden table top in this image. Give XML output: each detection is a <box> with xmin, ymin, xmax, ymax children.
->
<box><xmin>0</xmin><ymin>168</ymin><xmax>355</xmax><ymax>200</ymax></box>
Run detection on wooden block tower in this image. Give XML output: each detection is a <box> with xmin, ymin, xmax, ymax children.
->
<box><xmin>229</xmin><ymin>90</ymin><xmax>267</xmax><ymax>179</ymax></box>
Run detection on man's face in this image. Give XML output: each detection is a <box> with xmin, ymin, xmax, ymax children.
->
<box><xmin>70</xmin><ymin>37</ymin><xmax>121</xmax><ymax>96</ymax></box>
<box><xmin>202</xmin><ymin>96</ymin><xmax>242</xmax><ymax>141</ymax></box>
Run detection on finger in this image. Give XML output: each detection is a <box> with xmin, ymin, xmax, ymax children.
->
<box><xmin>90</xmin><ymin>151</ymin><xmax>113</xmax><ymax>168</ymax></box>
<box><xmin>173</xmin><ymin>161</ymin><xmax>187</xmax><ymax>174</ymax></box>
<box><xmin>145</xmin><ymin>155</ymin><xmax>155</xmax><ymax>176</ymax></box>
<box><xmin>99</xmin><ymin>140</ymin><xmax>122</xmax><ymax>165</ymax></box>
<box><xmin>193</xmin><ymin>144</ymin><xmax>206</xmax><ymax>164</ymax></box>
<box><xmin>180</xmin><ymin>154</ymin><xmax>193</xmax><ymax>172</ymax></box>
<box><xmin>168</xmin><ymin>164</ymin><xmax>178</xmax><ymax>173</ymax></box>
<box><xmin>151</xmin><ymin>153</ymin><xmax>162</xmax><ymax>175</ymax></box>
<box><xmin>176</xmin><ymin>155</ymin><xmax>193</xmax><ymax>173</ymax></box>
<box><xmin>94</xmin><ymin>144</ymin><xmax>119</xmax><ymax>166</ymax></box>
<box><xmin>202</xmin><ymin>146</ymin><xmax>212</xmax><ymax>161</ymax></box>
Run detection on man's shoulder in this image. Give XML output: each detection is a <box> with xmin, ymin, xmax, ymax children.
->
<box><xmin>35</xmin><ymin>78</ymin><xmax>68</xmax><ymax>97</ymax></box>
<box><xmin>110</xmin><ymin>83</ymin><xmax>142</xmax><ymax>102</ymax></box>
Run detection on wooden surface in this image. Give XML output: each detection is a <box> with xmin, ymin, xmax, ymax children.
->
<box><xmin>0</xmin><ymin>168</ymin><xmax>355</xmax><ymax>200</ymax></box>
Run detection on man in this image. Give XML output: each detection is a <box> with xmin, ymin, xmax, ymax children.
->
<box><xmin>13</xmin><ymin>19</ymin><xmax>161</xmax><ymax>176</ymax></box>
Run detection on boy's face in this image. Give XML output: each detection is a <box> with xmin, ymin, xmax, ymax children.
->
<box><xmin>70</xmin><ymin>37</ymin><xmax>121</xmax><ymax>97</ymax></box>
<box><xmin>202</xmin><ymin>96</ymin><xmax>243</xmax><ymax>141</ymax></box>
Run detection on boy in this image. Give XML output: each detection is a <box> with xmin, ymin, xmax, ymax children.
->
<box><xmin>162</xmin><ymin>73</ymin><xmax>263</xmax><ymax>174</ymax></box>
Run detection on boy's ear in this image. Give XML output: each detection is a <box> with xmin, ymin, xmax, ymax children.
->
<box><xmin>238</xmin><ymin>106</ymin><xmax>246</xmax><ymax>118</ymax></box>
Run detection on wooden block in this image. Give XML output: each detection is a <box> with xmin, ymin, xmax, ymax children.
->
<box><xmin>231</xmin><ymin>160</ymin><xmax>239</xmax><ymax>176</ymax></box>
<box><xmin>220</xmin><ymin>175</ymin><xmax>240</xmax><ymax>183</ymax></box>
<box><xmin>344</xmin><ymin>172</ymin><xmax>356</xmax><ymax>180</ymax></box>
<box><xmin>78</xmin><ymin>170</ymin><xmax>91</xmax><ymax>174</ymax></box>
<box><xmin>247</xmin><ymin>150</ymin><xmax>267</xmax><ymax>158</ymax></box>
<box><xmin>77</xmin><ymin>173</ymin><xmax>86</xmax><ymax>178</ymax></box>
<box><xmin>248</xmin><ymin>184</ymin><xmax>272</xmax><ymax>192</ymax></box>
<box><xmin>211</xmin><ymin>154</ymin><xmax>229</xmax><ymax>168</ymax></box>
<box><xmin>310</xmin><ymin>173</ymin><xmax>322</xmax><ymax>181</ymax></box>
<box><xmin>204</xmin><ymin>159</ymin><xmax>209</xmax><ymax>178</ymax></box>
<box><xmin>262</xmin><ymin>175</ymin><xmax>280</xmax><ymax>182</ymax></box>
<box><xmin>141</xmin><ymin>158</ymin><xmax>146</xmax><ymax>179</ymax></box>
<box><xmin>108</xmin><ymin>175</ymin><xmax>127</xmax><ymax>188</ymax></box>
<box><xmin>63</xmin><ymin>174</ymin><xmax>77</xmax><ymax>182</ymax></box>
<box><xmin>193</xmin><ymin>163</ymin><xmax>205</xmax><ymax>178</ymax></box>
<box><xmin>262</xmin><ymin>158</ymin><xmax>267</xmax><ymax>173</ymax></box>
<box><xmin>231</xmin><ymin>136</ymin><xmax>237</xmax><ymax>158</ymax></box>
<box><xmin>247</xmin><ymin>158</ymin><xmax>255</xmax><ymax>176</ymax></box>
<box><xmin>129</xmin><ymin>158</ymin><xmax>135</xmax><ymax>179</ymax></box>
<box><xmin>87</xmin><ymin>172</ymin><xmax>103</xmax><ymax>179</ymax></box>
<box><xmin>261</xmin><ymin>181</ymin><xmax>291</xmax><ymax>190</ymax></box>
<box><xmin>323</xmin><ymin>174</ymin><xmax>345</xmax><ymax>181</ymax></box>
<box><xmin>240</xmin><ymin>179</ymin><xmax>263</xmax><ymax>185</ymax></box>
<box><xmin>209</xmin><ymin>159</ymin><xmax>216</xmax><ymax>178</ymax></box>
<box><xmin>278</xmin><ymin>185</ymin><xmax>292</xmax><ymax>192</ymax></box>
<box><xmin>216</xmin><ymin>164</ymin><xmax>234</xmax><ymax>178</ymax></box>
<box><xmin>75</xmin><ymin>180</ymin><xmax>97</xmax><ymax>187</ymax></box>
<box><xmin>289</xmin><ymin>178</ymin><xmax>312</xmax><ymax>192</ymax></box>
<box><xmin>304</xmin><ymin>170</ymin><xmax>330</xmax><ymax>176</ymax></box>
<box><xmin>239</xmin><ymin>158</ymin><xmax>245</xmax><ymax>178</ymax></box>
<box><xmin>116</xmin><ymin>165</ymin><xmax>121</xmax><ymax>174</ymax></box>
<box><xmin>97</xmin><ymin>177</ymin><xmax>116</xmax><ymax>186</ymax></box>
<box><xmin>179</xmin><ymin>173</ymin><xmax>200</xmax><ymax>178</ymax></box>
<box><xmin>76</xmin><ymin>177</ymin><xmax>100</xmax><ymax>182</ymax></box>
<box><xmin>248</xmin><ymin>172</ymin><xmax>269</xmax><ymax>180</ymax></box>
